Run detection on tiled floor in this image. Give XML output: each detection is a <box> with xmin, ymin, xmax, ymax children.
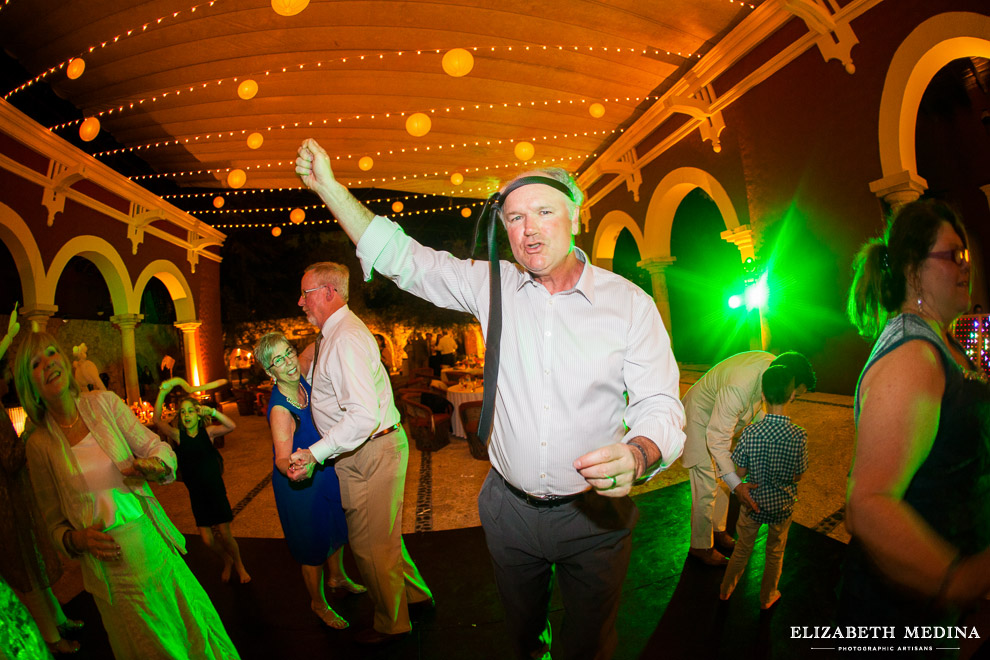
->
<box><xmin>53</xmin><ymin>365</ymin><xmax>856</xmax><ymax>605</ymax></box>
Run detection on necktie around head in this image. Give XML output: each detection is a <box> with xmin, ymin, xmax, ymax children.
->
<box><xmin>470</xmin><ymin>175</ymin><xmax>576</xmax><ymax>445</ymax></box>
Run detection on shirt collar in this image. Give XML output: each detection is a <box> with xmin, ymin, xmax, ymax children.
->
<box><xmin>320</xmin><ymin>304</ymin><xmax>349</xmax><ymax>336</ymax></box>
<box><xmin>514</xmin><ymin>246</ymin><xmax>595</xmax><ymax>305</ymax></box>
<box><xmin>762</xmin><ymin>413</ymin><xmax>791</xmax><ymax>424</ymax></box>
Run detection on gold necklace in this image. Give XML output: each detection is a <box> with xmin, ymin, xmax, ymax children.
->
<box><xmin>54</xmin><ymin>412</ymin><xmax>79</xmax><ymax>429</ymax></box>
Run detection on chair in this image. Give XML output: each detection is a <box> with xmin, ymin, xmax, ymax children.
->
<box><xmin>400</xmin><ymin>392</ymin><xmax>453</xmax><ymax>452</ymax></box>
<box><xmin>458</xmin><ymin>400</ymin><xmax>489</xmax><ymax>461</ymax></box>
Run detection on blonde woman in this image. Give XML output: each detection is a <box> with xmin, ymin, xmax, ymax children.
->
<box><xmin>15</xmin><ymin>331</ymin><xmax>239</xmax><ymax>659</ymax></box>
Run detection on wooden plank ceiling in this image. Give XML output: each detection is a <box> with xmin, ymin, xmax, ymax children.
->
<box><xmin>0</xmin><ymin>0</ymin><xmax>757</xmax><ymax>201</ymax></box>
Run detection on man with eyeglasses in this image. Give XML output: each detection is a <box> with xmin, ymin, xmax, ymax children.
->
<box><xmin>295</xmin><ymin>138</ymin><xmax>686</xmax><ymax>660</ymax></box>
<box><xmin>288</xmin><ymin>261</ymin><xmax>433</xmax><ymax>645</ymax></box>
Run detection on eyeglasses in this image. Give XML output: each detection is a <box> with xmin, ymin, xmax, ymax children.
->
<box><xmin>927</xmin><ymin>248</ymin><xmax>970</xmax><ymax>266</ymax></box>
<box><xmin>300</xmin><ymin>284</ymin><xmax>328</xmax><ymax>297</ymax></box>
<box><xmin>268</xmin><ymin>347</ymin><xmax>297</xmax><ymax>370</ymax></box>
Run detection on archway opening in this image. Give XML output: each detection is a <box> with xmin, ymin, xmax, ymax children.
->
<box><xmin>667</xmin><ymin>188</ymin><xmax>748</xmax><ymax>365</ymax></box>
<box><xmin>611</xmin><ymin>229</ymin><xmax>651</xmax><ymax>294</ymax></box>
<box><xmin>916</xmin><ymin>56</ymin><xmax>990</xmax><ymax>309</ymax></box>
<box><xmin>53</xmin><ymin>256</ymin><xmax>117</xmax><ymax>393</ymax></box>
<box><xmin>136</xmin><ymin>276</ymin><xmax>183</xmax><ymax>400</ymax></box>
<box><xmin>0</xmin><ymin>240</ymin><xmax>21</xmax><ymax>407</ymax></box>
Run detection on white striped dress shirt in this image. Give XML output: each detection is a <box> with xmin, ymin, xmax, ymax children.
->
<box><xmin>356</xmin><ymin>216</ymin><xmax>685</xmax><ymax>496</ymax></box>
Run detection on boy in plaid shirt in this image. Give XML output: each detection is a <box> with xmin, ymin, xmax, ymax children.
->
<box><xmin>719</xmin><ymin>365</ymin><xmax>808</xmax><ymax>609</ymax></box>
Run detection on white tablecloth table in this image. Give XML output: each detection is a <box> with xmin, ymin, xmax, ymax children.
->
<box><xmin>446</xmin><ymin>383</ymin><xmax>484</xmax><ymax>437</ymax></box>
<box><xmin>440</xmin><ymin>366</ymin><xmax>484</xmax><ymax>384</ymax></box>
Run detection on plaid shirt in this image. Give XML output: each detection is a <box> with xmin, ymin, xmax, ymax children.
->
<box><xmin>732</xmin><ymin>413</ymin><xmax>808</xmax><ymax>524</ymax></box>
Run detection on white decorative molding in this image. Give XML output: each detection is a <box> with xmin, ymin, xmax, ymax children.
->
<box><xmin>127</xmin><ymin>202</ymin><xmax>167</xmax><ymax>255</ymax></box>
<box><xmin>783</xmin><ymin>0</ymin><xmax>859</xmax><ymax>74</ymax></box>
<box><xmin>42</xmin><ymin>159</ymin><xmax>86</xmax><ymax>226</ymax></box>
<box><xmin>0</xmin><ymin>98</ymin><xmax>225</xmax><ymax>263</ymax></box>
<box><xmin>720</xmin><ymin>224</ymin><xmax>757</xmax><ymax>261</ymax></box>
<box><xmin>663</xmin><ymin>85</ymin><xmax>726</xmax><ymax>152</ymax></box>
<box><xmin>598</xmin><ymin>149</ymin><xmax>643</xmax><ymax>201</ymax></box>
<box><xmin>578</xmin><ymin>0</ymin><xmax>881</xmax><ymax>209</ymax></box>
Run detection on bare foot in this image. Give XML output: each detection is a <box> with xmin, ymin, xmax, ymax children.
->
<box><xmin>236</xmin><ymin>565</ymin><xmax>252</xmax><ymax>584</ymax></box>
<box><xmin>221</xmin><ymin>559</ymin><xmax>233</xmax><ymax>583</ymax></box>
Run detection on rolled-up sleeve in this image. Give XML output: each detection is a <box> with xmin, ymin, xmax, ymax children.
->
<box><xmin>622</xmin><ymin>292</ymin><xmax>686</xmax><ymax>478</ymax></box>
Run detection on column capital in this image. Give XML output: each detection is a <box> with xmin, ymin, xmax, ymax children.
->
<box><xmin>868</xmin><ymin>170</ymin><xmax>928</xmax><ymax>209</ymax></box>
<box><xmin>110</xmin><ymin>313</ymin><xmax>144</xmax><ymax>330</ymax></box>
<box><xmin>637</xmin><ymin>256</ymin><xmax>677</xmax><ymax>274</ymax></box>
<box><xmin>720</xmin><ymin>224</ymin><xmax>756</xmax><ymax>260</ymax></box>
<box><xmin>17</xmin><ymin>303</ymin><xmax>58</xmax><ymax>330</ymax></box>
<box><xmin>174</xmin><ymin>320</ymin><xmax>202</xmax><ymax>334</ymax></box>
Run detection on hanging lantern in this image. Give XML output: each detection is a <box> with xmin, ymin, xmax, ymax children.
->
<box><xmin>358</xmin><ymin>156</ymin><xmax>374</xmax><ymax>171</ymax></box>
<box><xmin>78</xmin><ymin>117</ymin><xmax>100</xmax><ymax>142</ymax></box>
<box><xmin>66</xmin><ymin>58</ymin><xmax>86</xmax><ymax>80</ymax></box>
<box><xmin>246</xmin><ymin>132</ymin><xmax>264</xmax><ymax>149</ymax></box>
<box><xmin>514</xmin><ymin>141</ymin><xmax>535</xmax><ymax>161</ymax></box>
<box><xmin>461</xmin><ymin>207</ymin><xmax>472</xmax><ymax>218</ymax></box>
<box><xmin>441</xmin><ymin>48</ymin><xmax>474</xmax><ymax>77</ymax></box>
<box><xmin>290</xmin><ymin>208</ymin><xmax>305</xmax><ymax>224</ymax></box>
<box><xmin>589</xmin><ymin>102</ymin><xmax>605</xmax><ymax>118</ymax></box>
<box><xmin>237</xmin><ymin>79</ymin><xmax>259</xmax><ymax>100</ymax></box>
<box><xmin>272</xmin><ymin>226</ymin><xmax>282</xmax><ymax>237</ymax></box>
<box><xmin>271</xmin><ymin>0</ymin><xmax>309</xmax><ymax>16</ymax></box>
<box><xmin>227</xmin><ymin>169</ymin><xmax>247</xmax><ymax>189</ymax></box>
<box><xmin>213</xmin><ymin>196</ymin><xmax>225</xmax><ymax>208</ymax></box>
<box><xmin>405</xmin><ymin>113</ymin><xmax>431</xmax><ymax>137</ymax></box>
<box><xmin>391</xmin><ymin>201</ymin><xmax>404</xmax><ymax>213</ymax></box>
<box><xmin>450</xmin><ymin>172</ymin><xmax>464</xmax><ymax>186</ymax></box>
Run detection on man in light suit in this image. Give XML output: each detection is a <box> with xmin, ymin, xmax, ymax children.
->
<box><xmin>682</xmin><ymin>351</ymin><xmax>815</xmax><ymax>565</ymax></box>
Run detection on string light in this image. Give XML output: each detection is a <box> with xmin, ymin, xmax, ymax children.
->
<box><xmin>40</xmin><ymin>34</ymin><xmax>708</xmax><ymax>124</ymax></box>
<box><xmin>209</xmin><ymin>199</ymin><xmax>492</xmax><ymax>230</ymax></box>
<box><xmin>84</xmin><ymin>119</ymin><xmax>620</xmax><ymax>163</ymax></box>
<box><xmin>2</xmin><ymin>1</ymin><xmax>221</xmax><ymax>99</ymax></box>
<box><xmin>131</xmin><ymin>153</ymin><xmax>594</xmax><ymax>185</ymax></box>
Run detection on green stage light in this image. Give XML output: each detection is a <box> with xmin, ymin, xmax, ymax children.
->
<box><xmin>744</xmin><ymin>273</ymin><xmax>769</xmax><ymax>309</ymax></box>
<box><xmin>728</xmin><ymin>294</ymin><xmax>743</xmax><ymax>309</ymax></box>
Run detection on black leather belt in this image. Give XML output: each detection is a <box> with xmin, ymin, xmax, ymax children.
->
<box><xmin>497</xmin><ymin>471</ymin><xmax>586</xmax><ymax>508</ymax></box>
<box><xmin>369</xmin><ymin>423</ymin><xmax>400</xmax><ymax>441</ymax></box>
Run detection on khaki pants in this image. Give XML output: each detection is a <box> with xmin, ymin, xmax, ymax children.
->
<box><xmin>720</xmin><ymin>507</ymin><xmax>792</xmax><ymax>607</ymax></box>
<box><xmin>334</xmin><ymin>427</ymin><xmax>432</xmax><ymax>634</ymax></box>
<box><xmin>688</xmin><ymin>459</ymin><xmax>729</xmax><ymax>549</ymax></box>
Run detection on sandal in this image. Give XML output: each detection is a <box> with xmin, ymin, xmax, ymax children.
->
<box><xmin>311</xmin><ymin>603</ymin><xmax>348</xmax><ymax>630</ymax></box>
<box><xmin>57</xmin><ymin>619</ymin><xmax>84</xmax><ymax>636</ymax></box>
<box><xmin>46</xmin><ymin>639</ymin><xmax>81</xmax><ymax>655</ymax></box>
<box><xmin>327</xmin><ymin>577</ymin><xmax>367</xmax><ymax>595</ymax></box>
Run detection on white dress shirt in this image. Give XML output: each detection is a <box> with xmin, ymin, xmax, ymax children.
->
<box><xmin>680</xmin><ymin>350</ymin><xmax>773</xmax><ymax>490</ymax></box>
<box><xmin>307</xmin><ymin>304</ymin><xmax>402</xmax><ymax>464</ymax></box>
<box><xmin>356</xmin><ymin>215</ymin><xmax>685</xmax><ymax>496</ymax></box>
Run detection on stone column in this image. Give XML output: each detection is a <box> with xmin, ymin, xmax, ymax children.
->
<box><xmin>868</xmin><ymin>170</ymin><xmax>928</xmax><ymax>212</ymax></box>
<box><xmin>111</xmin><ymin>313</ymin><xmax>144</xmax><ymax>404</ymax></box>
<box><xmin>174</xmin><ymin>321</ymin><xmax>203</xmax><ymax>387</ymax></box>
<box><xmin>638</xmin><ymin>257</ymin><xmax>677</xmax><ymax>341</ymax></box>
<box><xmin>720</xmin><ymin>225</ymin><xmax>768</xmax><ymax>350</ymax></box>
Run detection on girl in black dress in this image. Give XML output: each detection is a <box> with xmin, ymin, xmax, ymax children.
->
<box><xmin>154</xmin><ymin>378</ymin><xmax>251</xmax><ymax>583</ymax></box>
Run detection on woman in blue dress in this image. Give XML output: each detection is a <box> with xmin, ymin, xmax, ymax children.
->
<box><xmin>254</xmin><ymin>332</ymin><xmax>364</xmax><ymax>630</ymax></box>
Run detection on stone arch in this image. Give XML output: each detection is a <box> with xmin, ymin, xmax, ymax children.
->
<box><xmin>46</xmin><ymin>235</ymin><xmax>132</xmax><ymax>315</ymax></box>
<box><xmin>133</xmin><ymin>260</ymin><xmax>197</xmax><ymax>322</ymax></box>
<box><xmin>591</xmin><ymin>210</ymin><xmax>645</xmax><ymax>270</ymax></box>
<box><xmin>877</xmin><ymin>12</ymin><xmax>990</xmax><ymax>180</ymax></box>
<box><xmin>0</xmin><ymin>202</ymin><xmax>46</xmax><ymax>307</ymax></box>
<box><xmin>642</xmin><ymin>167</ymin><xmax>740</xmax><ymax>260</ymax></box>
